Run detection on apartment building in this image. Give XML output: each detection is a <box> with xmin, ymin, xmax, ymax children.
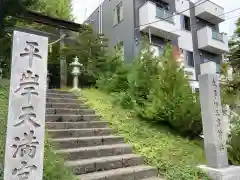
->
<box><xmin>86</xmin><ymin>0</ymin><xmax>229</xmax><ymax>90</ymax></box>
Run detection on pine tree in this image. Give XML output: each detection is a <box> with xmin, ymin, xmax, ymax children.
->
<box><xmin>142</xmin><ymin>44</ymin><xmax>202</xmax><ymax>137</ymax></box>
<box><xmin>64</xmin><ymin>26</ymin><xmax>121</xmax><ymax>86</ymax></box>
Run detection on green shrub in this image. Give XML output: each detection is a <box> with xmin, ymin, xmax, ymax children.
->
<box><xmin>124</xmin><ymin>44</ymin><xmax>162</xmax><ymax>110</ymax></box>
<box><xmin>44</xmin><ymin>138</ymin><xmax>75</xmax><ymax>180</ymax></box>
<box><xmin>82</xmin><ymin>88</ymin><xmax>207</xmax><ymax>179</ymax></box>
<box><xmin>0</xmin><ymin>169</ymin><xmax>3</xmax><ymax>180</ymax></box>
<box><xmin>0</xmin><ymin>79</ymin><xmax>10</xmax><ymax>90</ymax></box>
<box><xmin>142</xmin><ymin>45</ymin><xmax>202</xmax><ymax>137</ymax></box>
<box><xmin>228</xmin><ymin>115</ymin><xmax>240</xmax><ymax>165</ymax></box>
<box><xmin>0</xmin><ymin>79</ymin><xmax>9</xmax><ymax>161</ymax></box>
<box><xmin>97</xmin><ymin>63</ymin><xmax>129</xmax><ymax>93</ymax></box>
<box><xmin>98</xmin><ymin>43</ymin><xmax>202</xmax><ymax>137</ymax></box>
<box><xmin>165</xmin><ymin>165</ymin><xmax>210</xmax><ymax>180</ymax></box>
<box><xmin>64</xmin><ymin>26</ymin><xmax>123</xmax><ymax>87</ymax></box>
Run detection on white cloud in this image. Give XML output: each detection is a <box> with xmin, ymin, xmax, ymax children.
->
<box><xmin>72</xmin><ymin>0</ymin><xmax>240</xmax><ymax>36</ymax></box>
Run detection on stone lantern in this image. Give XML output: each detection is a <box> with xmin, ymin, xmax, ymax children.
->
<box><xmin>70</xmin><ymin>56</ymin><xmax>82</xmax><ymax>89</ymax></box>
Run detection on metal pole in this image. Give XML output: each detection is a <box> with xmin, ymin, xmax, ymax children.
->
<box><xmin>101</xmin><ymin>0</ymin><xmax>103</xmax><ymax>34</ymax></box>
<box><xmin>148</xmin><ymin>27</ymin><xmax>152</xmax><ymax>44</ymax></box>
<box><xmin>98</xmin><ymin>0</ymin><xmax>101</xmax><ymax>34</ymax></box>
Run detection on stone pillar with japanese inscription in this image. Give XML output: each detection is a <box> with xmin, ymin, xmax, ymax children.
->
<box><xmin>4</xmin><ymin>30</ymin><xmax>48</xmax><ymax>180</ymax></box>
<box><xmin>198</xmin><ymin>61</ymin><xmax>240</xmax><ymax>180</ymax></box>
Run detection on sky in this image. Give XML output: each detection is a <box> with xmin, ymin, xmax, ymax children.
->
<box><xmin>72</xmin><ymin>0</ymin><xmax>240</xmax><ymax>36</ymax></box>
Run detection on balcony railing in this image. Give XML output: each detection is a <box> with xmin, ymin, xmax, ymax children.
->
<box><xmin>156</xmin><ymin>7</ymin><xmax>174</xmax><ymax>23</ymax></box>
<box><xmin>212</xmin><ymin>30</ymin><xmax>224</xmax><ymax>42</ymax></box>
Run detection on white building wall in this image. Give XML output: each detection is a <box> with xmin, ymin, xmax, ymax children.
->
<box><xmin>178</xmin><ymin>31</ymin><xmax>193</xmax><ymax>52</ymax></box>
<box><xmin>175</xmin><ymin>0</ymin><xmax>190</xmax><ymax>17</ymax></box>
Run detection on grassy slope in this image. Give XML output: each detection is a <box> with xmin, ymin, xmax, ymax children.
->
<box><xmin>82</xmin><ymin>88</ymin><xmax>206</xmax><ymax>175</ymax></box>
<box><xmin>0</xmin><ymin>80</ymin><xmax>9</xmax><ymax>161</ymax></box>
<box><xmin>0</xmin><ymin>80</ymin><xmax>74</xmax><ymax>180</ymax></box>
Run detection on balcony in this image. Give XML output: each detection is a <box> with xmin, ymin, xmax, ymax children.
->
<box><xmin>139</xmin><ymin>1</ymin><xmax>181</xmax><ymax>40</ymax></box>
<box><xmin>197</xmin><ymin>26</ymin><xmax>229</xmax><ymax>54</ymax></box>
<box><xmin>195</xmin><ymin>0</ymin><xmax>225</xmax><ymax>24</ymax></box>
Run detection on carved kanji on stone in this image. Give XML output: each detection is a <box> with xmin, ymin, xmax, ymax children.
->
<box><xmin>20</xmin><ymin>41</ymin><xmax>42</xmax><ymax>68</ymax></box>
<box><xmin>212</xmin><ymin>78</ymin><xmax>217</xmax><ymax>88</ymax></box>
<box><xmin>12</xmin><ymin>130</ymin><xmax>39</xmax><ymax>158</ymax></box>
<box><xmin>12</xmin><ymin>161</ymin><xmax>37</xmax><ymax>180</ymax></box>
<box><xmin>14</xmin><ymin>106</ymin><xmax>40</xmax><ymax>128</ymax></box>
<box><xmin>14</xmin><ymin>70</ymin><xmax>39</xmax><ymax>103</ymax></box>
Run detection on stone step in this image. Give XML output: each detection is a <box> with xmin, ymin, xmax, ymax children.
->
<box><xmin>56</xmin><ymin>144</ymin><xmax>132</xmax><ymax>161</ymax></box>
<box><xmin>51</xmin><ymin>135</ymin><xmax>124</xmax><ymax>149</ymax></box>
<box><xmin>46</xmin><ymin>97</ymin><xmax>86</xmax><ymax>104</ymax></box>
<box><xmin>66</xmin><ymin>154</ymin><xmax>144</xmax><ymax>175</ymax></box>
<box><xmin>47</xmin><ymin>93</ymin><xmax>76</xmax><ymax>99</ymax></box>
<box><xmin>46</xmin><ymin>121</ymin><xmax>108</xmax><ymax>129</ymax></box>
<box><xmin>47</xmin><ymin>128</ymin><xmax>112</xmax><ymax>138</ymax></box>
<box><xmin>46</xmin><ymin>103</ymin><xmax>89</xmax><ymax>109</ymax></box>
<box><xmin>46</xmin><ymin>108</ymin><xmax>95</xmax><ymax>115</ymax></box>
<box><xmin>79</xmin><ymin>165</ymin><xmax>158</xmax><ymax>180</ymax></box>
<box><xmin>47</xmin><ymin>90</ymin><xmax>71</xmax><ymax>94</ymax></box>
<box><xmin>46</xmin><ymin>115</ymin><xmax>101</xmax><ymax>122</ymax></box>
<box><xmin>142</xmin><ymin>177</ymin><xmax>164</xmax><ymax>180</ymax></box>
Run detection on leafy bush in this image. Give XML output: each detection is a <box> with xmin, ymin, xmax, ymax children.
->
<box><xmin>0</xmin><ymin>79</ymin><xmax>9</xmax><ymax>161</ymax></box>
<box><xmin>99</xmin><ymin>42</ymin><xmax>202</xmax><ymax>137</ymax></box>
<box><xmin>65</xmin><ymin>26</ymin><xmax>123</xmax><ymax>87</ymax></box>
<box><xmin>165</xmin><ymin>165</ymin><xmax>210</xmax><ymax>180</ymax></box>
<box><xmin>228</xmin><ymin>115</ymin><xmax>240</xmax><ymax>165</ymax></box>
<box><xmin>82</xmin><ymin>88</ymin><xmax>207</xmax><ymax>179</ymax></box>
<box><xmin>141</xmin><ymin>45</ymin><xmax>202</xmax><ymax>137</ymax></box>
<box><xmin>97</xmin><ymin>64</ymin><xmax>129</xmax><ymax>93</ymax></box>
<box><xmin>0</xmin><ymin>79</ymin><xmax>10</xmax><ymax>91</ymax></box>
<box><xmin>124</xmin><ymin>43</ymin><xmax>162</xmax><ymax>110</ymax></box>
<box><xmin>44</xmin><ymin>138</ymin><xmax>75</xmax><ymax>180</ymax></box>
<box><xmin>0</xmin><ymin>169</ymin><xmax>3</xmax><ymax>180</ymax></box>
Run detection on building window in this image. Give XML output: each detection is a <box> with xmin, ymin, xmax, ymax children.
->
<box><xmin>186</xmin><ymin>51</ymin><xmax>194</xmax><ymax>67</ymax></box>
<box><xmin>181</xmin><ymin>15</ymin><xmax>191</xmax><ymax>31</ymax></box>
<box><xmin>114</xmin><ymin>2</ymin><xmax>123</xmax><ymax>25</ymax></box>
<box><xmin>115</xmin><ymin>41</ymin><xmax>124</xmax><ymax>61</ymax></box>
<box><xmin>150</xmin><ymin>45</ymin><xmax>163</xmax><ymax>57</ymax></box>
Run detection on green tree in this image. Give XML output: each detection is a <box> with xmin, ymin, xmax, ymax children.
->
<box><xmin>141</xmin><ymin>44</ymin><xmax>202</xmax><ymax>137</ymax></box>
<box><xmin>64</xmin><ymin>26</ymin><xmax>121</xmax><ymax>86</ymax></box>
<box><xmin>0</xmin><ymin>0</ymin><xmax>73</xmax><ymax>80</ymax></box>
<box><xmin>0</xmin><ymin>0</ymin><xmax>38</xmax><ymax>35</ymax></box>
<box><xmin>37</xmin><ymin>0</ymin><xmax>72</xmax><ymax>20</ymax></box>
<box><xmin>228</xmin><ymin>17</ymin><xmax>240</xmax><ymax>70</ymax></box>
<box><xmin>103</xmin><ymin>42</ymin><xmax>202</xmax><ymax>137</ymax></box>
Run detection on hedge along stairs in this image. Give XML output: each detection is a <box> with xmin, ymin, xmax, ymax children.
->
<box><xmin>46</xmin><ymin>89</ymin><xmax>163</xmax><ymax>180</ymax></box>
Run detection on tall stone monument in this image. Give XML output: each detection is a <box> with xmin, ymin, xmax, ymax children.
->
<box><xmin>198</xmin><ymin>61</ymin><xmax>240</xmax><ymax>180</ymax></box>
<box><xmin>4</xmin><ymin>30</ymin><xmax>48</xmax><ymax>180</ymax></box>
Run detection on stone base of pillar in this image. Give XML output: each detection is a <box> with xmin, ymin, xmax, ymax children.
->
<box><xmin>198</xmin><ymin>165</ymin><xmax>240</xmax><ymax>180</ymax></box>
<box><xmin>70</xmin><ymin>88</ymin><xmax>81</xmax><ymax>93</ymax></box>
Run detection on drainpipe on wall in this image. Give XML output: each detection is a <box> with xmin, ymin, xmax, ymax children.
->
<box><xmin>98</xmin><ymin>0</ymin><xmax>101</xmax><ymax>34</ymax></box>
<box><xmin>98</xmin><ymin>0</ymin><xmax>103</xmax><ymax>35</ymax></box>
<box><xmin>148</xmin><ymin>28</ymin><xmax>152</xmax><ymax>44</ymax></box>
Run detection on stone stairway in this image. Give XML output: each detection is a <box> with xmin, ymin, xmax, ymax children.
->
<box><xmin>46</xmin><ymin>89</ymin><xmax>163</xmax><ymax>180</ymax></box>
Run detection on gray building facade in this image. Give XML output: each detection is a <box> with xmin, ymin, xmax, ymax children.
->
<box><xmin>86</xmin><ymin>0</ymin><xmax>229</xmax><ymax>87</ymax></box>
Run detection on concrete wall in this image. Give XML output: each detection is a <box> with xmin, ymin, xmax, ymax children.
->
<box><xmin>178</xmin><ymin>30</ymin><xmax>193</xmax><ymax>52</ymax></box>
<box><xmin>86</xmin><ymin>0</ymin><xmax>224</xmax><ymax>72</ymax></box>
<box><xmin>197</xmin><ymin>26</ymin><xmax>228</xmax><ymax>54</ymax></box>
<box><xmin>175</xmin><ymin>0</ymin><xmax>190</xmax><ymax>16</ymax></box>
<box><xmin>189</xmin><ymin>1</ymin><xmax>222</xmax><ymax>79</ymax></box>
<box><xmin>135</xmin><ymin>0</ymin><xmax>178</xmax><ymax>54</ymax></box>
<box><xmin>87</xmin><ymin>0</ymin><xmax>136</xmax><ymax>61</ymax></box>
